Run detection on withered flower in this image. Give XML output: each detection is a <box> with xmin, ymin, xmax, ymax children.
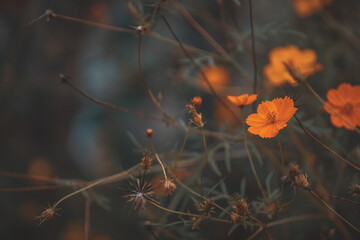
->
<box><xmin>124</xmin><ymin>176</ymin><xmax>158</xmax><ymax>212</ymax></box>
<box><xmin>295</xmin><ymin>173</ymin><xmax>309</xmax><ymax>188</ymax></box>
<box><xmin>232</xmin><ymin>194</ymin><xmax>248</xmax><ymax>215</ymax></box>
<box><xmin>187</xmin><ymin>104</ymin><xmax>204</xmax><ymax>128</ymax></box>
<box><xmin>197</xmin><ymin>198</ymin><xmax>214</xmax><ymax>217</ymax></box>
<box><xmin>163</xmin><ymin>179</ymin><xmax>176</xmax><ymax>195</ymax></box>
<box><xmin>35</xmin><ymin>203</ymin><xmax>60</xmax><ymax>225</ymax></box>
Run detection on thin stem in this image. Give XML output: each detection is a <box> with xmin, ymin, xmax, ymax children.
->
<box><xmin>174</xmin><ymin>126</ymin><xmax>191</xmax><ymax>169</ymax></box>
<box><xmin>327</xmin><ymin>194</ymin><xmax>360</xmax><ymax>206</ymax></box>
<box><xmin>51</xmin><ymin>11</ymin><xmax>135</xmax><ymax>34</ymax></box>
<box><xmin>281</xmin><ymin>186</ymin><xmax>296</xmax><ymax>209</ymax></box>
<box><xmin>172</xmin><ymin>176</ymin><xmax>230</xmax><ymax>216</ymax></box>
<box><xmin>60</xmin><ymin>74</ymin><xmax>241</xmax><ymax>140</ymax></box>
<box><xmin>84</xmin><ymin>191</ymin><xmax>91</xmax><ymax>240</ymax></box>
<box><xmin>172</xmin><ymin>0</ymin><xmax>227</xmax><ymax>55</ymax></box>
<box><xmin>0</xmin><ymin>185</ymin><xmax>80</xmax><ymax>192</ymax></box>
<box><xmin>248</xmin><ymin>0</ymin><xmax>258</xmax><ymax>94</ymax></box>
<box><xmin>137</xmin><ymin>34</ymin><xmax>171</xmax><ymax>120</ymax></box>
<box><xmin>294</xmin><ymin>115</ymin><xmax>360</xmax><ymax>171</ymax></box>
<box><xmin>303</xmin><ymin>81</ymin><xmax>360</xmax><ymax>134</ymax></box>
<box><xmin>60</xmin><ymin>75</ymin><xmax>165</xmax><ymax>123</ymax></box>
<box><xmin>52</xmin><ymin>163</ymin><xmax>141</xmax><ymax>209</ymax></box>
<box><xmin>148</xmin><ymin>200</ymin><xmax>198</xmax><ymax>217</ymax></box>
<box><xmin>241</xmin><ymin>108</ymin><xmax>268</xmax><ymax>203</ymax></box>
<box><xmin>161</xmin><ymin>14</ymin><xmax>242</xmax><ymax>126</ymax></box>
<box><xmin>310</xmin><ymin>190</ymin><xmax>360</xmax><ymax>233</ymax></box>
<box><xmin>277</xmin><ymin>136</ymin><xmax>284</xmax><ymax>204</ymax></box>
<box><xmin>248</xmin><ymin>216</ymin><xmax>272</xmax><ymax>240</ymax></box>
<box><xmin>155</xmin><ymin>153</ymin><xmax>168</xmax><ymax>180</ymax></box>
<box><xmin>199</xmin><ymin>127</ymin><xmax>209</xmax><ymax>198</ymax></box>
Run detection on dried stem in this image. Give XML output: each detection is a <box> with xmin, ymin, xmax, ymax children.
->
<box><xmin>310</xmin><ymin>190</ymin><xmax>360</xmax><ymax>233</ymax></box>
<box><xmin>161</xmin><ymin>14</ymin><xmax>242</xmax><ymax>126</ymax></box>
<box><xmin>84</xmin><ymin>191</ymin><xmax>91</xmax><ymax>240</ymax></box>
<box><xmin>241</xmin><ymin>108</ymin><xmax>268</xmax><ymax>203</ymax></box>
<box><xmin>60</xmin><ymin>74</ymin><xmax>241</xmax><ymax>140</ymax></box>
<box><xmin>199</xmin><ymin>127</ymin><xmax>209</xmax><ymax>198</ymax></box>
<box><xmin>155</xmin><ymin>153</ymin><xmax>168</xmax><ymax>180</ymax></box>
<box><xmin>248</xmin><ymin>0</ymin><xmax>258</xmax><ymax>94</ymax></box>
<box><xmin>52</xmin><ymin>163</ymin><xmax>141</xmax><ymax>209</ymax></box>
<box><xmin>294</xmin><ymin>115</ymin><xmax>360</xmax><ymax>171</ymax></box>
<box><xmin>174</xmin><ymin>125</ymin><xmax>191</xmax><ymax>169</ymax></box>
<box><xmin>137</xmin><ymin>33</ymin><xmax>171</xmax><ymax>120</ymax></box>
<box><xmin>277</xmin><ymin>136</ymin><xmax>285</xmax><ymax>204</ymax></box>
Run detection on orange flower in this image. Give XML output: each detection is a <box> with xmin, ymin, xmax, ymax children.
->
<box><xmin>324</xmin><ymin>83</ymin><xmax>360</xmax><ymax>130</ymax></box>
<box><xmin>246</xmin><ymin>96</ymin><xmax>297</xmax><ymax>138</ymax></box>
<box><xmin>227</xmin><ymin>94</ymin><xmax>258</xmax><ymax>107</ymax></box>
<box><xmin>198</xmin><ymin>65</ymin><xmax>230</xmax><ymax>91</ymax></box>
<box><xmin>293</xmin><ymin>0</ymin><xmax>333</xmax><ymax>18</ymax></box>
<box><xmin>264</xmin><ymin>45</ymin><xmax>322</xmax><ymax>86</ymax></box>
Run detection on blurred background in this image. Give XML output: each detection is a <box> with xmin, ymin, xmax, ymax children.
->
<box><xmin>1</xmin><ymin>0</ymin><xmax>360</xmax><ymax>239</ymax></box>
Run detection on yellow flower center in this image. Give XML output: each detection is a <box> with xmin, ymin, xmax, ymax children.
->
<box><xmin>341</xmin><ymin>102</ymin><xmax>353</xmax><ymax>115</ymax></box>
<box><xmin>266</xmin><ymin>111</ymin><xmax>277</xmax><ymax>123</ymax></box>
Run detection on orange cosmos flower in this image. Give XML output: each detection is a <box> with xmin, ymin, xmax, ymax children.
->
<box><xmin>227</xmin><ymin>94</ymin><xmax>258</xmax><ymax>107</ymax></box>
<box><xmin>264</xmin><ymin>45</ymin><xmax>322</xmax><ymax>86</ymax></box>
<box><xmin>293</xmin><ymin>0</ymin><xmax>333</xmax><ymax>18</ymax></box>
<box><xmin>198</xmin><ymin>65</ymin><xmax>230</xmax><ymax>91</ymax></box>
<box><xmin>324</xmin><ymin>83</ymin><xmax>360</xmax><ymax>130</ymax></box>
<box><xmin>246</xmin><ymin>96</ymin><xmax>297</xmax><ymax>138</ymax></box>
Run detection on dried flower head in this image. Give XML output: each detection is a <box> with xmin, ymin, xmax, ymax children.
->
<box><xmin>197</xmin><ymin>198</ymin><xmax>214</xmax><ymax>216</ymax></box>
<box><xmin>324</xmin><ymin>83</ymin><xmax>360</xmax><ymax>130</ymax></box>
<box><xmin>348</xmin><ymin>184</ymin><xmax>360</xmax><ymax>196</ymax></box>
<box><xmin>141</xmin><ymin>152</ymin><xmax>153</xmax><ymax>170</ymax></box>
<box><xmin>123</xmin><ymin>176</ymin><xmax>158</xmax><ymax>212</ymax></box>
<box><xmin>295</xmin><ymin>173</ymin><xmax>310</xmax><ymax>188</ymax></box>
<box><xmin>191</xmin><ymin>96</ymin><xmax>202</xmax><ymax>109</ymax></box>
<box><xmin>227</xmin><ymin>94</ymin><xmax>258</xmax><ymax>108</ymax></box>
<box><xmin>163</xmin><ymin>179</ymin><xmax>176</xmax><ymax>195</ymax></box>
<box><xmin>35</xmin><ymin>203</ymin><xmax>60</xmax><ymax>225</ymax></box>
<box><xmin>264</xmin><ymin>45</ymin><xmax>322</xmax><ymax>86</ymax></box>
<box><xmin>145</xmin><ymin>128</ymin><xmax>154</xmax><ymax>138</ymax></box>
<box><xmin>246</xmin><ymin>96</ymin><xmax>297</xmax><ymax>138</ymax></box>
<box><xmin>232</xmin><ymin>194</ymin><xmax>248</xmax><ymax>215</ymax></box>
<box><xmin>187</xmin><ymin>104</ymin><xmax>204</xmax><ymax>128</ymax></box>
<box><xmin>288</xmin><ymin>162</ymin><xmax>300</xmax><ymax>181</ymax></box>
